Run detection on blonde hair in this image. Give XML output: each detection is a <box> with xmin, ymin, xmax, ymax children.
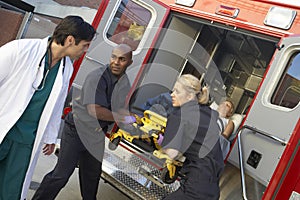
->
<box><xmin>177</xmin><ymin>74</ymin><xmax>209</xmax><ymax>104</ymax></box>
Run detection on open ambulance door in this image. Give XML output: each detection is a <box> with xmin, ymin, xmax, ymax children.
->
<box><xmin>68</xmin><ymin>2</ymin><xmax>173</xmax><ymax>199</ymax></box>
<box><xmin>72</xmin><ymin>0</ymin><xmax>169</xmax><ymax>89</ymax></box>
<box><xmin>228</xmin><ymin>35</ymin><xmax>300</xmax><ymax>200</ymax></box>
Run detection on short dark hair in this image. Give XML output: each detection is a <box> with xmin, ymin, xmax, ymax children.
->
<box><xmin>52</xmin><ymin>16</ymin><xmax>96</xmax><ymax>45</ymax></box>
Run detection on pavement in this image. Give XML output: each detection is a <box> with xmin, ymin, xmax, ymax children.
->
<box><xmin>26</xmin><ymin>152</ymin><xmax>130</xmax><ymax>200</ymax></box>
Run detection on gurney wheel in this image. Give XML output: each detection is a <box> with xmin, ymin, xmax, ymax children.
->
<box><xmin>161</xmin><ymin>166</ymin><xmax>178</xmax><ymax>184</ymax></box>
<box><xmin>108</xmin><ymin>136</ymin><xmax>121</xmax><ymax>150</ymax></box>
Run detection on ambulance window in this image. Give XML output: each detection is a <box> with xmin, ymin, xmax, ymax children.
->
<box><xmin>106</xmin><ymin>0</ymin><xmax>151</xmax><ymax>51</ymax></box>
<box><xmin>271</xmin><ymin>52</ymin><xmax>300</xmax><ymax>108</ymax></box>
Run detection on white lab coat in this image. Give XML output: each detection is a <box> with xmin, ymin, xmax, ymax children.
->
<box><xmin>0</xmin><ymin>37</ymin><xmax>73</xmax><ymax>199</ymax></box>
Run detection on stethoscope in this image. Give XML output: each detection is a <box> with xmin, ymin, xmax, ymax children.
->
<box><xmin>32</xmin><ymin>40</ymin><xmax>66</xmax><ymax>91</ymax></box>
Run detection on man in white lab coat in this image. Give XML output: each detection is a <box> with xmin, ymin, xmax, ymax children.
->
<box><xmin>0</xmin><ymin>16</ymin><xmax>95</xmax><ymax>200</ymax></box>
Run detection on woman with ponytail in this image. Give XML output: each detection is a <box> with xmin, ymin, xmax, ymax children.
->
<box><xmin>161</xmin><ymin>74</ymin><xmax>224</xmax><ymax>200</ymax></box>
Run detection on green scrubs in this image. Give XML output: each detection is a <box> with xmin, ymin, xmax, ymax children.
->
<box><xmin>0</xmin><ymin>53</ymin><xmax>60</xmax><ymax>200</ymax></box>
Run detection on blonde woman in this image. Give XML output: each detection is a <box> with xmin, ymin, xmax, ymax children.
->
<box><xmin>161</xmin><ymin>74</ymin><xmax>224</xmax><ymax>200</ymax></box>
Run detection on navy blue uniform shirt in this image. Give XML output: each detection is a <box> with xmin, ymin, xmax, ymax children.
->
<box><xmin>68</xmin><ymin>65</ymin><xmax>130</xmax><ymax>133</ymax></box>
<box><xmin>162</xmin><ymin>100</ymin><xmax>224</xmax><ymax>178</ymax></box>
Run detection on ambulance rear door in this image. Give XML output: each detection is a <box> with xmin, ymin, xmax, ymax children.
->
<box><xmin>229</xmin><ymin>35</ymin><xmax>300</xmax><ymax>198</ymax></box>
<box><xmin>73</xmin><ymin>0</ymin><xmax>169</xmax><ymax>87</ymax></box>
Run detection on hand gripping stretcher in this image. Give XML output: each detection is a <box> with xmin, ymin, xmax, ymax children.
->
<box><xmin>108</xmin><ymin>110</ymin><xmax>185</xmax><ymax>184</ymax></box>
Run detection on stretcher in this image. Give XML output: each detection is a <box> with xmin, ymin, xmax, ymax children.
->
<box><xmin>108</xmin><ymin>110</ymin><xmax>185</xmax><ymax>184</ymax></box>
<box><xmin>109</xmin><ymin>110</ymin><xmax>166</xmax><ymax>151</ymax></box>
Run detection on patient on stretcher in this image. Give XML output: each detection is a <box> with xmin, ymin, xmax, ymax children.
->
<box><xmin>109</xmin><ymin>90</ymin><xmax>244</xmax><ymax>159</ymax></box>
<box><xmin>211</xmin><ymin>100</ymin><xmax>235</xmax><ymax>159</ymax></box>
<box><xmin>139</xmin><ymin>92</ymin><xmax>243</xmax><ymax>158</ymax></box>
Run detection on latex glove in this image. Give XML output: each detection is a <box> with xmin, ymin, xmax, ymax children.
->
<box><xmin>123</xmin><ymin>116</ymin><xmax>136</xmax><ymax>124</ymax></box>
<box><xmin>157</xmin><ymin>134</ymin><xmax>164</xmax><ymax>145</ymax></box>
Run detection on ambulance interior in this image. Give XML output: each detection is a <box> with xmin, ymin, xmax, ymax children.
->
<box><xmin>128</xmin><ymin>13</ymin><xmax>280</xmax><ymax>198</ymax></box>
<box><xmin>130</xmin><ymin>12</ymin><xmax>279</xmax><ymax>131</ymax></box>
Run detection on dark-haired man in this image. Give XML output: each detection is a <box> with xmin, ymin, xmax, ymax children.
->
<box><xmin>32</xmin><ymin>44</ymin><xmax>133</xmax><ymax>200</ymax></box>
<box><xmin>0</xmin><ymin>15</ymin><xmax>96</xmax><ymax>200</ymax></box>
